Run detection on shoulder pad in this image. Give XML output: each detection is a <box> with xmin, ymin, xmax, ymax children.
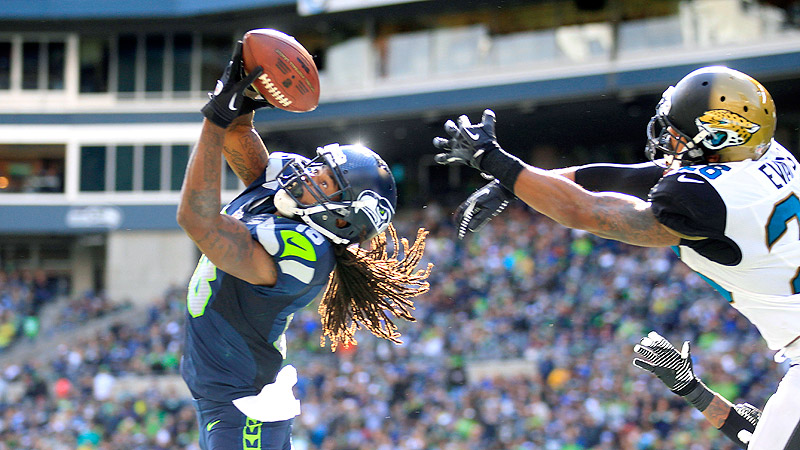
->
<box><xmin>253</xmin><ymin>216</ymin><xmax>333</xmax><ymax>285</ymax></box>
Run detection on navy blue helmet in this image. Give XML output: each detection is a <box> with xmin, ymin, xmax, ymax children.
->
<box><xmin>276</xmin><ymin>144</ymin><xmax>396</xmax><ymax>244</ymax></box>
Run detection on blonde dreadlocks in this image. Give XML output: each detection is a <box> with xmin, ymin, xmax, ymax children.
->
<box><xmin>318</xmin><ymin>224</ymin><xmax>432</xmax><ymax>351</ymax></box>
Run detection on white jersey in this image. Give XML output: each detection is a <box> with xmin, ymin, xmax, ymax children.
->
<box><xmin>650</xmin><ymin>141</ymin><xmax>800</xmax><ymax>355</ymax></box>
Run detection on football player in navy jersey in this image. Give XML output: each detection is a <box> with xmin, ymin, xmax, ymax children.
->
<box><xmin>177</xmin><ymin>41</ymin><xmax>431</xmax><ymax>450</ymax></box>
<box><xmin>435</xmin><ymin>66</ymin><xmax>800</xmax><ymax>449</ymax></box>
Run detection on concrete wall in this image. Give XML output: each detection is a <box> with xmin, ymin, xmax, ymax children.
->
<box><xmin>105</xmin><ymin>230</ymin><xmax>197</xmax><ymax>305</ymax></box>
<box><xmin>69</xmin><ymin>239</ymin><xmax>98</xmax><ymax>296</ymax></box>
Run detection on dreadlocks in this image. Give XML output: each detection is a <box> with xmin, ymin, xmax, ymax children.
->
<box><xmin>318</xmin><ymin>224</ymin><xmax>432</xmax><ymax>351</ymax></box>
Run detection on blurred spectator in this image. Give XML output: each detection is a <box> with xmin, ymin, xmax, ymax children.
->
<box><xmin>0</xmin><ymin>206</ymin><xmax>786</xmax><ymax>449</ymax></box>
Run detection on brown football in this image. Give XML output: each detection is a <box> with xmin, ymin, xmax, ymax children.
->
<box><xmin>242</xmin><ymin>29</ymin><xmax>320</xmax><ymax>113</ymax></box>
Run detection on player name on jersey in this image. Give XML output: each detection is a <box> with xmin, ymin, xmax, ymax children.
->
<box><xmin>759</xmin><ymin>156</ymin><xmax>797</xmax><ymax>189</ymax></box>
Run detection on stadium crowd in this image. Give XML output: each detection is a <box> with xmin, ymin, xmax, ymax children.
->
<box><xmin>0</xmin><ymin>203</ymin><xmax>789</xmax><ymax>449</ymax></box>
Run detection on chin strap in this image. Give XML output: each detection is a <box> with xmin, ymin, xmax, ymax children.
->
<box><xmin>275</xmin><ymin>188</ymin><xmax>355</xmax><ymax>245</ymax></box>
<box><xmin>298</xmin><ymin>214</ymin><xmax>350</xmax><ymax>245</ymax></box>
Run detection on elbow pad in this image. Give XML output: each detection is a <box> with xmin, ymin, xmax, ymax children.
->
<box><xmin>719</xmin><ymin>403</ymin><xmax>761</xmax><ymax>448</ymax></box>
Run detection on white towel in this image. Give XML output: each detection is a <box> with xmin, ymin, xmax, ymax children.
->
<box><xmin>232</xmin><ymin>365</ymin><xmax>301</xmax><ymax>422</ymax></box>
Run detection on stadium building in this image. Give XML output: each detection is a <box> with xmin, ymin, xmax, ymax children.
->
<box><xmin>1</xmin><ymin>0</ymin><xmax>799</xmax><ymax>304</ymax></box>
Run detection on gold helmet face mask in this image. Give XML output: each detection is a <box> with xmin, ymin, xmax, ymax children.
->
<box><xmin>645</xmin><ymin>66</ymin><xmax>776</xmax><ymax>167</ymax></box>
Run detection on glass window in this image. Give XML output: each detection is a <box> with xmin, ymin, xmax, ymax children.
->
<box><xmin>79</xmin><ymin>37</ymin><xmax>110</xmax><ymax>93</ymax></box>
<box><xmin>201</xmin><ymin>35</ymin><xmax>231</xmax><ymax>93</ymax></box>
<box><xmin>118</xmin><ymin>34</ymin><xmax>137</xmax><ymax>93</ymax></box>
<box><xmin>22</xmin><ymin>42</ymin><xmax>40</xmax><ymax>90</ymax></box>
<box><xmin>0</xmin><ymin>42</ymin><xmax>10</xmax><ymax>90</ymax></box>
<box><xmin>170</xmin><ymin>144</ymin><xmax>189</xmax><ymax>191</ymax></box>
<box><xmin>0</xmin><ymin>145</ymin><xmax>65</xmax><ymax>193</ymax></box>
<box><xmin>47</xmin><ymin>41</ymin><xmax>65</xmax><ymax>90</ymax></box>
<box><xmin>80</xmin><ymin>146</ymin><xmax>106</xmax><ymax>192</ymax></box>
<box><xmin>145</xmin><ymin>34</ymin><xmax>164</xmax><ymax>92</ymax></box>
<box><xmin>143</xmin><ymin>145</ymin><xmax>162</xmax><ymax>191</ymax></box>
<box><xmin>115</xmin><ymin>145</ymin><xmax>134</xmax><ymax>191</ymax></box>
<box><xmin>173</xmin><ymin>34</ymin><xmax>192</xmax><ymax>92</ymax></box>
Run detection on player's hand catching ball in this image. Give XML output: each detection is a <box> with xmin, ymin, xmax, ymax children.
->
<box><xmin>201</xmin><ymin>41</ymin><xmax>271</xmax><ymax>128</ymax></box>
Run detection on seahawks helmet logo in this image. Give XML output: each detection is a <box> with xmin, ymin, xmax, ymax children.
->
<box><xmin>695</xmin><ymin>109</ymin><xmax>760</xmax><ymax>150</ymax></box>
<box><xmin>354</xmin><ymin>190</ymin><xmax>394</xmax><ymax>233</ymax></box>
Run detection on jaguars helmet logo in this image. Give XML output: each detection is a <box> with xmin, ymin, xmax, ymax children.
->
<box><xmin>695</xmin><ymin>109</ymin><xmax>761</xmax><ymax>151</ymax></box>
<box><xmin>353</xmin><ymin>190</ymin><xmax>394</xmax><ymax>233</ymax></box>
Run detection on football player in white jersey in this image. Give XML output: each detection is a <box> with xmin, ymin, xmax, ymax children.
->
<box><xmin>434</xmin><ymin>66</ymin><xmax>800</xmax><ymax>449</ymax></box>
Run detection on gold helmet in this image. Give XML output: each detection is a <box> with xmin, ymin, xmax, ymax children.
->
<box><xmin>645</xmin><ymin>66</ymin><xmax>776</xmax><ymax>165</ymax></box>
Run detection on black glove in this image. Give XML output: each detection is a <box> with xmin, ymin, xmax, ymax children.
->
<box><xmin>733</xmin><ymin>403</ymin><xmax>761</xmax><ymax>427</ymax></box>
<box><xmin>455</xmin><ymin>180</ymin><xmax>515</xmax><ymax>240</ymax></box>
<box><xmin>201</xmin><ymin>41</ymin><xmax>272</xmax><ymax>128</ymax></box>
<box><xmin>433</xmin><ymin>109</ymin><xmax>526</xmax><ymax>190</ymax></box>
<box><xmin>433</xmin><ymin>109</ymin><xmax>502</xmax><ymax>171</ymax></box>
<box><xmin>633</xmin><ymin>331</ymin><xmax>697</xmax><ymax>395</ymax></box>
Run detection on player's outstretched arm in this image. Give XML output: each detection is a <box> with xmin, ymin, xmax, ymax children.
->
<box><xmin>633</xmin><ymin>331</ymin><xmax>761</xmax><ymax>448</ymax></box>
<box><xmin>553</xmin><ymin>161</ymin><xmax>665</xmax><ymax>201</ymax></box>
<box><xmin>433</xmin><ymin>110</ymin><xmax>679</xmax><ymax>247</ymax></box>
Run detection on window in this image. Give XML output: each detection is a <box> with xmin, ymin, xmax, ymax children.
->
<box><xmin>115</xmin><ymin>145</ymin><xmax>134</xmax><ymax>191</ymax></box>
<box><xmin>47</xmin><ymin>42</ymin><xmax>65</xmax><ymax>89</ymax></box>
<box><xmin>77</xmin><ymin>143</ymin><xmax>192</xmax><ymax>193</ymax></box>
<box><xmin>0</xmin><ymin>144</ymin><xmax>65</xmax><ymax>193</ymax></box>
<box><xmin>170</xmin><ymin>145</ymin><xmax>189</xmax><ymax>191</ymax></box>
<box><xmin>19</xmin><ymin>39</ymin><xmax>67</xmax><ymax>91</ymax></box>
<box><xmin>0</xmin><ymin>41</ymin><xmax>10</xmax><ymax>90</ymax></box>
<box><xmin>143</xmin><ymin>145</ymin><xmax>162</xmax><ymax>191</ymax></box>
<box><xmin>80</xmin><ymin>146</ymin><xmax>106</xmax><ymax>192</ymax></box>
<box><xmin>201</xmin><ymin>35</ymin><xmax>232</xmax><ymax>95</ymax></box>
<box><xmin>172</xmin><ymin>34</ymin><xmax>193</xmax><ymax>92</ymax></box>
<box><xmin>22</xmin><ymin>42</ymin><xmax>40</xmax><ymax>90</ymax></box>
<box><xmin>118</xmin><ymin>34</ymin><xmax>137</xmax><ymax>93</ymax></box>
<box><xmin>145</xmin><ymin>35</ymin><xmax>165</xmax><ymax>93</ymax></box>
<box><xmin>79</xmin><ymin>37</ymin><xmax>110</xmax><ymax>93</ymax></box>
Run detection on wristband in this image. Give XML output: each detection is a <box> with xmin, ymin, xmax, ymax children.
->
<box><xmin>682</xmin><ymin>379</ymin><xmax>715</xmax><ymax>412</ymax></box>
<box><xmin>201</xmin><ymin>102</ymin><xmax>236</xmax><ymax>128</ymax></box>
<box><xmin>479</xmin><ymin>146</ymin><xmax>526</xmax><ymax>192</ymax></box>
<box><xmin>719</xmin><ymin>407</ymin><xmax>756</xmax><ymax>447</ymax></box>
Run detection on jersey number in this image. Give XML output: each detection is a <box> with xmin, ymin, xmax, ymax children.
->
<box><xmin>765</xmin><ymin>193</ymin><xmax>800</xmax><ymax>293</ymax></box>
<box><xmin>680</xmin><ymin>164</ymin><xmax>731</xmax><ymax>179</ymax></box>
<box><xmin>187</xmin><ymin>255</ymin><xmax>217</xmax><ymax>318</ymax></box>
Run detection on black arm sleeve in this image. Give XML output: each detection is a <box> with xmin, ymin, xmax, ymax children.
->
<box><xmin>719</xmin><ymin>404</ymin><xmax>760</xmax><ymax>449</ymax></box>
<box><xmin>573</xmin><ymin>161</ymin><xmax>664</xmax><ymax>201</ymax></box>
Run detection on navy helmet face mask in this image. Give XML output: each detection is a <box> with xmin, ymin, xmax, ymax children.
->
<box><xmin>645</xmin><ymin>66</ymin><xmax>776</xmax><ymax>168</ymax></box>
<box><xmin>276</xmin><ymin>143</ymin><xmax>397</xmax><ymax>245</ymax></box>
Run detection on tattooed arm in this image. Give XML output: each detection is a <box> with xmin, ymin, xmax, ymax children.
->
<box><xmin>512</xmin><ymin>166</ymin><xmax>680</xmax><ymax>247</ymax></box>
<box><xmin>223</xmin><ymin>113</ymin><xmax>270</xmax><ymax>186</ymax></box>
<box><xmin>177</xmin><ymin>120</ymin><xmax>277</xmax><ymax>285</ymax></box>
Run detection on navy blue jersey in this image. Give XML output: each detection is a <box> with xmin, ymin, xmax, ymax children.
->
<box><xmin>181</xmin><ymin>153</ymin><xmax>336</xmax><ymax>402</ymax></box>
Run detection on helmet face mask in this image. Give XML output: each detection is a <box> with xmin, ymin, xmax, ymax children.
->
<box><xmin>277</xmin><ymin>144</ymin><xmax>396</xmax><ymax>245</ymax></box>
<box><xmin>645</xmin><ymin>66</ymin><xmax>776</xmax><ymax>167</ymax></box>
